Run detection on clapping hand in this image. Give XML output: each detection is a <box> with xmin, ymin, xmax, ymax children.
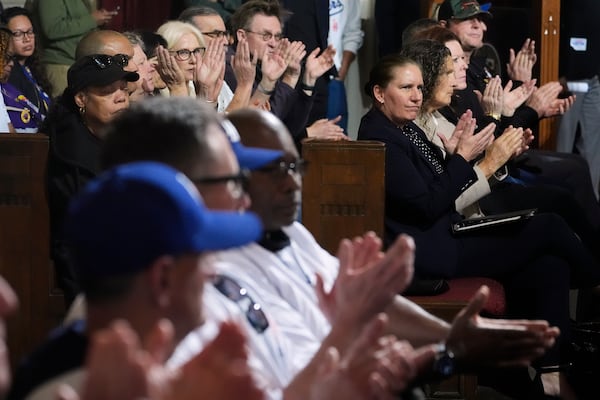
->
<box><xmin>507</xmin><ymin>38</ymin><xmax>537</xmax><ymax>82</ymax></box>
<box><xmin>445</xmin><ymin>286</ymin><xmax>559</xmax><ymax>369</ymax></box>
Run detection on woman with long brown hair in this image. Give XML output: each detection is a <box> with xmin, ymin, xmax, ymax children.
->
<box><xmin>1</xmin><ymin>7</ymin><xmax>52</xmax><ymax>132</ymax></box>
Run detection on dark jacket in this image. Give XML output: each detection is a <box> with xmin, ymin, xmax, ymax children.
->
<box><xmin>44</xmin><ymin>98</ymin><xmax>102</xmax><ymax>304</ymax></box>
<box><xmin>357</xmin><ymin>108</ymin><xmax>476</xmax><ymax>277</ymax></box>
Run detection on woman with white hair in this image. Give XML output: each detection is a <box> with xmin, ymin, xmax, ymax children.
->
<box><xmin>156</xmin><ymin>20</ymin><xmax>255</xmax><ymax>113</ymax></box>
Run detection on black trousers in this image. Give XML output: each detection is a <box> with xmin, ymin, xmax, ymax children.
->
<box><xmin>453</xmin><ymin>213</ymin><xmax>600</xmax><ymax>366</ymax></box>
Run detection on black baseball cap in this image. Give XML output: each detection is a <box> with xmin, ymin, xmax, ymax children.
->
<box><xmin>68</xmin><ymin>54</ymin><xmax>139</xmax><ymax>93</ymax></box>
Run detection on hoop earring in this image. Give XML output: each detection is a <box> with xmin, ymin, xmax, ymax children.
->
<box><xmin>79</xmin><ymin>106</ymin><xmax>85</xmax><ymax>116</ymax></box>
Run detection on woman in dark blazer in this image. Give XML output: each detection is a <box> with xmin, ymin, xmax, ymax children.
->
<box><xmin>357</xmin><ymin>51</ymin><xmax>600</xmax><ymax>397</ymax></box>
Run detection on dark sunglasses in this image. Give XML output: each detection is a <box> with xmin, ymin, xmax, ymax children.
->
<box><xmin>213</xmin><ymin>274</ymin><xmax>269</xmax><ymax>333</ymax></box>
<box><xmin>91</xmin><ymin>53</ymin><xmax>130</xmax><ymax>69</ymax></box>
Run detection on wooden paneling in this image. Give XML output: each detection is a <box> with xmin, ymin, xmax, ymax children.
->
<box><xmin>534</xmin><ymin>0</ymin><xmax>561</xmax><ymax>149</ymax></box>
<box><xmin>0</xmin><ymin>134</ymin><xmax>64</xmax><ymax>369</ymax></box>
<box><xmin>301</xmin><ymin>139</ymin><xmax>385</xmax><ymax>254</ymax></box>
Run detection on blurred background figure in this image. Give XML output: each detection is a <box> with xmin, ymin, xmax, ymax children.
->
<box><xmin>25</xmin><ymin>0</ymin><xmax>119</xmax><ymax>97</ymax></box>
<box><xmin>1</xmin><ymin>7</ymin><xmax>52</xmax><ymax>132</ymax></box>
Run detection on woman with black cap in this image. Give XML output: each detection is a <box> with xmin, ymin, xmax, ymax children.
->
<box><xmin>44</xmin><ymin>55</ymin><xmax>138</xmax><ymax>306</ymax></box>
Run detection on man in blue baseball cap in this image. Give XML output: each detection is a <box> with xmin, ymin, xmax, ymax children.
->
<box><xmin>8</xmin><ymin>160</ymin><xmax>263</xmax><ymax>399</ymax></box>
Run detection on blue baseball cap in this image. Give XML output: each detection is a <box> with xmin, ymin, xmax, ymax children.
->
<box><xmin>221</xmin><ymin>119</ymin><xmax>283</xmax><ymax>170</ymax></box>
<box><xmin>66</xmin><ymin>162</ymin><xmax>262</xmax><ymax>278</ymax></box>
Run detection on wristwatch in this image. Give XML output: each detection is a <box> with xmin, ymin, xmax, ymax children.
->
<box><xmin>432</xmin><ymin>343</ymin><xmax>456</xmax><ymax>378</ymax></box>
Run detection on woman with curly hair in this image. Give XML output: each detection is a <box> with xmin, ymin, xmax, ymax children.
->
<box><xmin>357</xmin><ymin>43</ymin><xmax>600</xmax><ymax>399</ymax></box>
<box><xmin>0</xmin><ymin>27</ymin><xmax>14</xmax><ymax>133</ymax></box>
<box><xmin>1</xmin><ymin>7</ymin><xmax>51</xmax><ymax>132</ymax></box>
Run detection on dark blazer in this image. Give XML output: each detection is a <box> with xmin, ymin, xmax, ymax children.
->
<box><xmin>357</xmin><ymin>108</ymin><xmax>477</xmax><ymax>277</ymax></box>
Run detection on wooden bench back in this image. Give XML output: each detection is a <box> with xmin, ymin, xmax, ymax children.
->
<box><xmin>0</xmin><ymin>134</ymin><xmax>64</xmax><ymax>368</ymax></box>
<box><xmin>301</xmin><ymin>139</ymin><xmax>385</xmax><ymax>254</ymax></box>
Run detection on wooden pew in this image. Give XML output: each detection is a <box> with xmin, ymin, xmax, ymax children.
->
<box><xmin>301</xmin><ymin>139</ymin><xmax>506</xmax><ymax>400</ymax></box>
<box><xmin>0</xmin><ymin>134</ymin><xmax>64</xmax><ymax>369</ymax></box>
<box><xmin>301</xmin><ymin>139</ymin><xmax>385</xmax><ymax>250</ymax></box>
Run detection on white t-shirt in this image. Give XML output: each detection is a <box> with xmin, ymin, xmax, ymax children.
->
<box><xmin>328</xmin><ymin>0</ymin><xmax>364</xmax><ymax>70</ymax></box>
<box><xmin>216</xmin><ymin>222</ymin><xmax>339</xmax><ymax>344</ymax></box>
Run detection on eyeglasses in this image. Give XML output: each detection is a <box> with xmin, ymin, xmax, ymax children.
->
<box><xmin>244</xmin><ymin>30</ymin><xmax>284</xmax><ymax>42</ymax></box>
<box><xmin>191</xmin><ymin>170</ymin><xmax>249</xmax><ymax>199</ymax></box>
<box><xmin>202</xmin><ymin>30</ymin><xmax>230</xmax><ymax>40</ymax></box>
<box><xmin>169</xmin><ymin>47</ymin><xmax>206</xmax><ymax>61</ymax></box>
<box><xmin>91</xmin><ymin>54</ymin><xmax>130</xmax><ymax>69</ymax></box>
<box><xmin>11</xmin><ymin>29</ymin><xmax>34</xmax><ymax>40</ymax></box>
<box><xmin>256</xmin><ymin>159</ymin><xmax>308</xmax><ymax>179</ymax></box>
<box><xmin>213</xmin><ymin>274</ymin><xmax>269</xmax><ymax>333</ymax></box>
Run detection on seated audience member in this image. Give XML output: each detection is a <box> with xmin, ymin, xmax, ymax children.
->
<box><xmin>0</xmin><ymin>27</ymin><xmax>14</xmax><ymax>133</ymax></box>
<box><xmin>99</xmin><ymin>98</ymin><xmax>558</xmax><ymax>398</ymax></box>
<box><xmin>176</xmin><ymin>6</ymin><xmax>257</xmax><ymax>111</ymax></box>
<box><xmin>8</xmin><ymin>161</ymin><xmax>264</xmax><ymax>400</ymax></box>
<box><xmin>357</xmin><ymin>53</ymin><xmax>600</xmax><ymax>399</ymax></box>
<box><xmin>44</xmin><ymin>55</ymin><xmax>138</xmax><ymax>306</ymax></box>
<box><xmin>409</xmin><ymin>29</ymin><xmax>600</xmax><ymax>262</ymax></box>
<box><xmin>43</xmin><ymin>97</ymin><xmax>427</xmax><ymax>399</ymax></box>
<box><xmin>27</xmin><ymin>0</ymin><xmax>118</xmax><ymax>97</ymax></box>
<box><xmin>75</xmin><ymin>30</ymin><xmax>140</xmax><ymax>97</ymax></box>
<box><xmin>224</xmin><ymin>109</ymin><xmax>561</xmax><ymax>389</ymax></box>
<box><xmin>138</xmin><ymin>31</ymin><xmax>169</xmax><ymax>96</ymax></box>
<box><xmin>123</xmin><ymin>31</ymin><xmax>156</xmax><ymax>101</ymax></box>
<box><xmin>227</xmin><ymin>1</ymin><xmax>345</xmax><ymax>148</ymax></box>
<box><xmin>178</xmin><ymin>6</ymin><xmax>233</xmax><ymax>45</ymax></box>
<box><xmin>1</xmin><ymin>7</ymin><xmax>51</xmax><ymax>132</ymax></box>
<box><xmin>99</xmin><ymin>97</ymin><xmax>424</xmax><ymax>399</ymax></box>
<box><xmin>155</xmin><ymin>20</ymin><xmax>228</xmax><ymax>107</ymax></box>
<box><xmin>182</xmin><ymin>7</ymin><xmax>275</xmax><ymax>113</ymax></box>
<box><xmin>435</xmin><ymin>0</ymin><xmax>600</xmax><ymax>236</ymax></box>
